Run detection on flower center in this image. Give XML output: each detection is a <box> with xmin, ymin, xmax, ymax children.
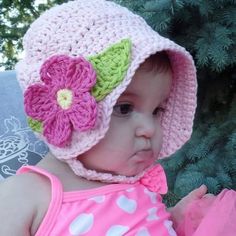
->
<box><xmin>57</xmin><ymin>89</ymin><xmax>73</xmax><ymax>109</ymax></box>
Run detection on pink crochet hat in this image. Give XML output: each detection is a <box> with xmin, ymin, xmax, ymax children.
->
<box><xmin>16</xmin><ymin>0</ymin><xmax>197</xmax><ymax>183</ymax></box>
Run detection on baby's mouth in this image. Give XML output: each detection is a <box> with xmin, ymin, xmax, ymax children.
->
<box><xmin>133</xmin><ymin>149</ymin><xmax>154</xmax><ymax>162</ymax></box>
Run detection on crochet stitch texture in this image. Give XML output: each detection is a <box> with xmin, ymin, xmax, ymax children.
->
<box><xmin>16</xmin><ymin>0</ymin><xmax>197</xmax><ymax>183</ymax></box>
<box><xmin>24</xmin><ymin>55</ymin><xmax>97</xmax><ymax>147</ymax></box>
<box><xmin>24</xmin><ymin>39</ymin><xmax>131</xmax><ymax>148</ymax></box>
<box><xmin>89</xmin><ymin>39</ymin><xmax>131</xmax><ymax>101</ymax></box>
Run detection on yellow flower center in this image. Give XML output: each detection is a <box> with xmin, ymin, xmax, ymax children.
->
<box><xmin>57</xmin><ymin>89</ymin><xmax>73</xmax><ymax>109</ymax></box>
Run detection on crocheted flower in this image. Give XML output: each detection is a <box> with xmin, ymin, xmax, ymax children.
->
<box><xmin>24</xmin><ymin>55</ymin><xmax>97</xmax><ymax>147</ymax></box>
<box><xmin>140</xmin><ymin>164</ymin><xmax>168</xmax><ymax>194</ymax></box>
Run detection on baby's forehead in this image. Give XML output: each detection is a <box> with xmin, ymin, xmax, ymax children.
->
<box><xmin>119</xmin><ymin>67</ymin><xmax>172</xmax><ymax>101</ymax></box>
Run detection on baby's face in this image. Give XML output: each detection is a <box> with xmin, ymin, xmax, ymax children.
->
<box><xmin>80</xmin><ymin>66</ymin><xmax>172</xmax><ymax>176</ymax></box>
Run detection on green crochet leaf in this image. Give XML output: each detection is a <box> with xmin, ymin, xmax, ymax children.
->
<box><xmin>27</xmin><ymin>117</ymin><xmax>42</xmax><ymax>133</ymax></box>
<box><xmin>88</xmin><ymin>39</ymin><xmax>131</xmax><ymax>101</ymax></box>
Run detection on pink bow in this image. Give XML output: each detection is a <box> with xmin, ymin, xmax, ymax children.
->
<box><xmin>140</xmin><ymin>164</ymin><xmax>168</xmax><ymax>194</ymax></box>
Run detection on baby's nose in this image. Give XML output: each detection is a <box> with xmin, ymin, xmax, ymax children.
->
<box><xmin>135</xmin><ymin>115</ymin><xmax>156</xmax><ymax>138</ymax></box>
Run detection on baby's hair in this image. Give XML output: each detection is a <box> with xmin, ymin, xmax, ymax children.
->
<box><xmin>139</xmin><ymin>51</ymin><xmax>171</xmax><ymax>73</ymax></box>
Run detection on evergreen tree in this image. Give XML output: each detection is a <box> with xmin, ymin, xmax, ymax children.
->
<box><xmin>115</xmin><ymin>0</ymin><xmax>236</xmax><ymax>72</ymax></box>
<box><xmin>160</xmin><ymin>95</ymin><xmax>236</xmax><ymax>206</ymax></box>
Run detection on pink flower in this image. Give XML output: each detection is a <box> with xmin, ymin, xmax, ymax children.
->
<box><xmin>24</xmin><ymin>55</ymin><xmax>97</xmax><ymax>147</ymax></box>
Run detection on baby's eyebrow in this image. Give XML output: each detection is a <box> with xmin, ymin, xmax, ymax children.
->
<box><xmin>120</xmin><ymin>91</ymin><xmax>139</xmax><ymax>98</ymax></box>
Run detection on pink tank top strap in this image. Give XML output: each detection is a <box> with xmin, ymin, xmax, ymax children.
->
<box><xmin>17</xmin><ymin>165</ymin><xmax>63</xmax><ymax>236</ymax></box>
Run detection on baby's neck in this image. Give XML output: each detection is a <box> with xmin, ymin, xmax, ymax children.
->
<box><xmin>37</xmin><ymin>153</ymin><xmax>109</xmax><ymax>192</ymax></box>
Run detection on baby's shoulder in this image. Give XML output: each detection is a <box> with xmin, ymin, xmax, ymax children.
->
<box><xmin>0</xmin><ymin>172</ymin><xmax>51</xmax><ymax>235</ymax></box>
<box><xmin>0</xmin><ymin>170</ymin><xmax>51</xmax><ymax>200</ymax></box>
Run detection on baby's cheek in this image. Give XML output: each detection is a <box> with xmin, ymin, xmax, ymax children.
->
<box><xmin>152</xmin><ymin>135</ymin><xmax>163</xmax><ymax>155</ymax></box>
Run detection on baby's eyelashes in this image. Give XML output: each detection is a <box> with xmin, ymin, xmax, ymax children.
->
<box><xmin>113</xmin><ymin>103</ymin><xmax>133</xmax><ymax>117</ymax></box>
<box><xmin>112</xmin><ymin>103</ymin><xmax>165</xmax><ymax>118</ymax></box>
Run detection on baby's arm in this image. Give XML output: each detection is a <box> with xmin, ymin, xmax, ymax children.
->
<box><xmin>0</xmin><ymin>172</ymin><xmax>50</xmax><ymax>235</ymax></box>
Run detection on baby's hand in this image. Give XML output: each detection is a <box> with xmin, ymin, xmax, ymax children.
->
<box><xmin>168</xmin><ymin>185</ymin><xmax>209</xmax><ymax>228</ymax></box>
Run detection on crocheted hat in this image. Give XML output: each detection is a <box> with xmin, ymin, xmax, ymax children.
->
<box><xmin>16</xmin><ymin>0</ymin><xmax>197</xmax><ymax>183</ymax></box>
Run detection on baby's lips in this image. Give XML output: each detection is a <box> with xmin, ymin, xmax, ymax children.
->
<box><xmin>134</xmin><ymin>150</ymin><xmax>154</xmax><ymax>161</ymax></box>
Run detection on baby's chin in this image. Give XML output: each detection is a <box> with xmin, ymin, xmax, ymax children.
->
<box><xmin>120</xmin><ymin>162</ymin><xmax>154</xmax><ymax>177</ymax></box>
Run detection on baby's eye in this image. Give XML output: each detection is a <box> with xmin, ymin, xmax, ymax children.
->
<box><xmin>153</xmin><ymin>107</ymin><xmax>165</xmax><ymax>116</ymax></box>
<box><xmin>113</xmin><ymin>103</ymin><xmax>133</xmax><ymax>116</ymax></box>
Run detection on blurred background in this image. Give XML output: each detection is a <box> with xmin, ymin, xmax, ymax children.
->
<box><xmin>0</xmin><ymin>0</ymin><xmax>235</xmax><ymax>206</ymax></box>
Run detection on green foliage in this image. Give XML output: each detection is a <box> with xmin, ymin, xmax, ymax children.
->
<box><xmin>0</xmin><ymin>0</ymin><xmax>67</xmax><ymax>70</ymax></box>
<box><xmin>160</xmin><ymin>95</ymin><xmax>236</xmax><ymax>206</ymax></box>
<box><xmin>115</xmin><ymin>0</ymin><xmax>236</xmax><ymax>73</ymax></box>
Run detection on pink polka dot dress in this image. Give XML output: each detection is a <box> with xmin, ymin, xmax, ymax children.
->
<box><xmin>18</xmin><ymin>165</ymin><xmax>176</xmax><ymax>236</ymax></box>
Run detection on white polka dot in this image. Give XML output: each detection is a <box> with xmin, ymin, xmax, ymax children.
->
<box><xmin>164</xmin><ymin>220</ymin><xmax>177</xmax><ymax>236</ymax></box>
<box><xmin>136</xmin><ymin>227</ymin><xmax>151</xmax><ymax>236</ymax></box>
<box><xmin>144</xmin><ymin>188</ymin><xmax>157</xmax><ymax>204</ymax></box>
<box><xmin>106</xmin><ymin>225</ymin><xmax>129</xmax><ymax>236</ymax></box>
<box><xmin>116</xmin><ymin>195</ymin><xmax>137</xmax><ymax>214</ymax></box>
<box><xmin>146</xmin><ymin>207</ymin><xmax>159</xmax><ymax>221</ymax></box>
<box><xmin>89</xmin><ymin>195</ymin><xmax>105</xmax><ymax>203</ymax></box>
<box><xmin>69</xmin><ymin>213</ymin><xmax>94</xmax><ymax>235</ymax></box>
